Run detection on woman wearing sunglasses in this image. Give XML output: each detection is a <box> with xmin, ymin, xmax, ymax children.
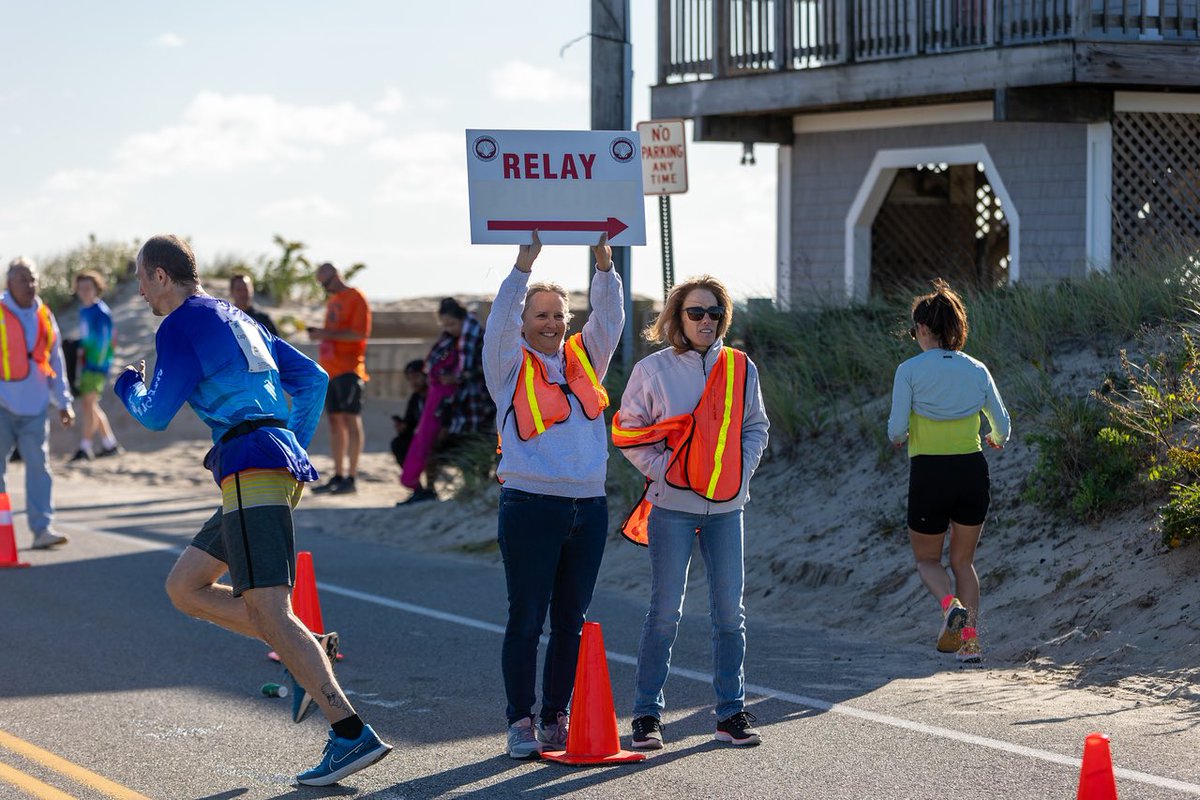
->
<box><xmin>887</xmin><ymin>279</ymin><xmax>1010</xmax><ymax>663</ymax></box>
<box><xmin>482</xmin><ymin>231</ymin><xmax>623</xmax><ymax>759</ymax></box>
<box><xmin>611</xmin><ymin>275</ymin><xmax>770</xmax><ymax>750</ymax></box>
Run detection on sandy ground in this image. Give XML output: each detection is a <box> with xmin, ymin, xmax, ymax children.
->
<box><xmin>24</xmin><ymin>279</ymin><xmax>1200</xmax><ymax>713</ymax></box>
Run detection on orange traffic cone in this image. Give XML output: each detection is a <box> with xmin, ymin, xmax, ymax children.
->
<box><xmin>267</xmin><ymin>550</ymin><xmax>342</xmax><ymax>661</ymax></box>
<box><xmin>1077</xmin><ymin>732</ymin><xmax>1118</xmax><ymax>800</ymax></box>
<box><xmin>0</xmin><ymin>492</ymin><xmax>30</xmax><ymax>569</ymax></box>
<box><xmin>542</xmin><ymin>621</ymin><xmax>645</xmax><ymax>765</ymax></box>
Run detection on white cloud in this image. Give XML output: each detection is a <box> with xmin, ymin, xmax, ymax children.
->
<box><xmin>368</xmin><ymin>132</ymin><xmax>465</xmax><ymax>207</ymax></box>
<box><xmin>258</xmin><ymin>194</ymin><xmax>345</xmax><ymax>220</ymax></box>
<box><xmin>489</xmin><ymin>61</ymin><xmax>586</xmax><ymax>103</ymax></box>
<box><xmin>109</xmin><ymin>92</ymin><xmax>385</xmax><ymax>179</ymax></box>
<box><xmin>153</xmin><ymin>32</ymin><xmax>186</xmax><ymax>48</ymax></box>
<box><xmin>374</xmin><ymin>88</ymin><xmax>406</xmax><ymax>115</ymax></box>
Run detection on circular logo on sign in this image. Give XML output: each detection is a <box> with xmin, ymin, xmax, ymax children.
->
<box><xmin>610</xmin><ymin>137</ymin><xmax>635</xmax><ymax>163</ymax></box>
<box><xmin>472</xmin><ymin>135</ymin><xmax>499</xmax><ymax>162</ymax></box>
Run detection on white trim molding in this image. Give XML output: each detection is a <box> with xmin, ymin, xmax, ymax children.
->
<box><xmin>794</xmin><ymin>102</ymin><xmax>993</xmax><ymax>134</ymax></box>
<box><xmin>1086</xmin><ymin>123</ymin><xmax>1113</xmax><ymax>274</ymax></box>
<box><xmin>776</xmin><ymin>145</ymin><xmax>793</xmax><ymax>311</ymax></box>
<box><xmin>1115</xmin><ymin>92</ymin><xmax>1200</xmax><ymax>114</ymax></box>
<box><xmin>844</xmin><ymin>144</ymin><xmax>1020</xmax><ymax>303</ymax></box>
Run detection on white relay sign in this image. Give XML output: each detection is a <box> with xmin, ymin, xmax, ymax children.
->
<box><xmin>637</xmin><ymin>119</ymin><xmax>688</xmax><ymax>195</ymax></box>
<box><xmin>466</xmin><ymin>128</ymin><xmax>646</xmax><ymax>246</ymax></box>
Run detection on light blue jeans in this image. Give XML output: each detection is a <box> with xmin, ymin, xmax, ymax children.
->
<box><xmin>633</xmin><ymin>506</ymin><xmax>747</xmax><ymax>721</ymax></box>
<box><xmin>0</xmin><ymin>407</ymin><xmax>54</xmax><ymax>534</ymax></box>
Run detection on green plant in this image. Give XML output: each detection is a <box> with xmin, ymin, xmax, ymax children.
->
<box><xmin>1161</xmin><ymin>482</ymin><xmax>1200</xmax><ymax>548</ymax></box>
<box><xmin>34</xmin><ymin>234</ymin><xmax>139</xmax><ymax>311</ymax></box>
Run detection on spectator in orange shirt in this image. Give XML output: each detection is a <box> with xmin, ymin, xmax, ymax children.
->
<box><xmin>308</xmin><ymin>262</ymin><xmax>371</xmax><ymax>494</ymax></box>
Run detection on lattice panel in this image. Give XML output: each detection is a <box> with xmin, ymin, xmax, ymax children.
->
<box><xmin>1112</xmin><ymin>111</ymin><xmax>1200</xmax><ymax>261</ymax></box>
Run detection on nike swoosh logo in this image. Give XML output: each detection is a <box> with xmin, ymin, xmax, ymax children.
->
<box><xmin>331</xmin><ymin>742</ymin><xmax>368</xmax><ymax>767</ymax></box>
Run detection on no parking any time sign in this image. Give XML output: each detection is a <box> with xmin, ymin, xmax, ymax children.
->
<box><xmin>466</xmin><ymin>129</ymin><xmax>647</xmax><ymax>246</ymax></box>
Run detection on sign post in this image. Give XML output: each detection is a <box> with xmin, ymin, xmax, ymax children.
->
<box><xmin>636</xmin><ymin>119</ymin><xmax>688</xmax><ymax>300</ymax></box>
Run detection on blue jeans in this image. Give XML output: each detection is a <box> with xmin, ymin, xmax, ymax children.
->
<box><xmin>498</xmin><ymin>488</ymin><xmax>607</xmax><ymax>725</ymax></box>
<box><xmin>0</xmin><ymin>407</ymin><xmax>54</xmax><ymax>534</ymax></box>
<box><xmin>633</xmin><ymin>506</ymin><xmax>746</xmax><ymax>721</ymax></box>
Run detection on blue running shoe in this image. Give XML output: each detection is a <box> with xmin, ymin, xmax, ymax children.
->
<box><xmin>296</xmin><ymin>724</ymin><xmax>392</xmax><ymax>786</ymax></box>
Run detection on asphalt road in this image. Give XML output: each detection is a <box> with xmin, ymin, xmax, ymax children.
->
<box><xmin>2</xmin><ymin>482</ymin><xmax>1199</xmax><ymax>800</ymax></box>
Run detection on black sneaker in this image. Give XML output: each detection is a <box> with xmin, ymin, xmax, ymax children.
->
<box><xmin>97</xmin><ymin>444</ymin><xmax>124</xmax><ymax>458</ymax></box>
<box><xmin>329</xmin><ymin>475</ymin><xmax>357</xmax><ymax>494</ymax></box>
<box><xmin>631</xmin><ymin>715</ymin><xmax>664</xmax><ymax>750</ymax></box>
<box><xmin>312</xmin><ymin>475</ymin><xmax>343</xmax><ymax>494</ymax></box>
<box><xmin>68</xmin><ymin>448</ymin><xmax>93</xmax><ymax>463</ymax></box>
<box><xmin>396</xmin><ymin>488</ymin><xmax>436</xmax><ymax>506</ymax></box>
<box><xmin>715</xmin><ymin>711</ymin><xmax>761</xmax><ymax>746</ymax></box>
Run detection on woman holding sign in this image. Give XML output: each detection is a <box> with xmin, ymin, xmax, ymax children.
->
<box><xmin>482</xmin><ymin>231</ymin><xmax>624</xmax><ymax>759</ymax></box>
<box><xmin>611</xmin><ymin>275</ymin><xmax>769</xmax><ymax>750</ymax></box>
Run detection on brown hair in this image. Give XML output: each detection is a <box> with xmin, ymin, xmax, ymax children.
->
<box><xmin>644</xmin><ymin>275</ymin><xmax>733</xmax><ymax>353</ymax></box>
<box><xmin>523</xmin><ymin>282</ymin><xmax>572</xmax><ymax>325</ymax></box>
<box><xmin>138</xmin><ymin>234</ymin><xmax>198</xmax><ymax>287</ymax></box>
<box><xmin>74</xmin><ymin>268</ymin><xmax>107</xmax><ymax>295</ymax></box>
<box><xmin>911</xmin><ymin>278</ymin><xmax>968</xmax><ymax>351</ymax></box>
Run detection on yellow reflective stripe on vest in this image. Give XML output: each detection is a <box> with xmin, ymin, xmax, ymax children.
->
<box><xmin>705</xmin><ymin>348</ymin><xmax>736</xmax><ymax>499</ymax></box>
<box><xmin>0</xmin><ymin>308</ymin><xmax>9</xmax><ymax>381</ymax></box>
<box><xmin>568</xmin><ymin>335</ymin><xmax>600</xmax><ymax>389</ymax></box>
<box><xmin>522</xmin><ymin>352</ymin><xmax>546</xmax><ymax>435</ymax></box>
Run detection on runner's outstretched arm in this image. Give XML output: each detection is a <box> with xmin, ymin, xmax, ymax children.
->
<box><xmin>113</xmin><ymin>318</ymin><xmax>201</xmax><ymax>431</ymax></box>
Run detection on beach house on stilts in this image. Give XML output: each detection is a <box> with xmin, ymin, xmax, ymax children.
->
<box><xmin>651</xmin><ymin>0</ymin><xmax>1200</xmax><ymax>305</ymax></box>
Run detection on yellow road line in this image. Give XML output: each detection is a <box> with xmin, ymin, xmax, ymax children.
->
<box><xmin>0</xmin><ymin>761</ymin><xmax>78</xmax><ymax>800</ymax></box>
<box><xmin>0</xmin><ymin>730</ymin><xmax>151</xmax><ymax>800</ymax></box>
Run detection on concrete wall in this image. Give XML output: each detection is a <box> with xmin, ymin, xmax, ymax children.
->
<box><xmin>786</xmin><ymin>120</ymin><xmax>1089</xmax><ymax>305</ymax></box>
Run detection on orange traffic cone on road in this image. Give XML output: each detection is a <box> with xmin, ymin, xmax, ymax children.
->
<box><xmin>541</xmin><ymin>621</ymin><xmax>645</xmax><ymax>765</ymax></box>
<box><xmin>267</xmin><ymin>550</ymin><xmax>342</xmax><ymax>661</ymax></box>
<box><xmin>1077</xmin><ymin>732</ymin><xmax>1118</xmax><ymax>799</ymax></box>
<box><xmin>0</xmin><ymin>492</ymin><xmax>29</xmax><ymax>569</ymax></box>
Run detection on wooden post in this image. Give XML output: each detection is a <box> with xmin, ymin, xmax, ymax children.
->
<box><xmin>775</xmin><ymin>0</ymin><xmax>792</xmax><ymax>70</ymax></box>
<box><xmin>591</xmin><ymin>0</ymin><xmax>635</xmax><ymax>369</ymax></box>
<box><xmin>658</xmin><ymin>0</ymin><xmax>672</xmax><ymax>84</ymax></box>
<box><xmin>714</xmin><ymin>0</ymin><xmax>730</xmax><ymax>77</ymax></box>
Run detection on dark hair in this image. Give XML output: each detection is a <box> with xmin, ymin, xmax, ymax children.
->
<box><xmin>438</xmin><ymin>297</ymin><xmax>467</xmax><ymax>320</ymax></box>
<box><xmin>74</xmin><ymin>268</ymin><xmax>107</xmax><ymax>295</ymax></box>
<box><xmin>138</xmin><ymin>234</ymin><xmax>198</xmax><ymax>286</ymax></box>
<box><xmin>911</xmin><ymin>278</ymin><xmax>968</xmax><ymax>351</ymax></box>
<box><xmin>645</xmin><ymin>275</ymin><xmax>733</xmax><ymax>353</ymax></box>
<box><xmin>403</xmin><ymin>359</ymin><xmax>425</xmax><ymax>374</ymax></box>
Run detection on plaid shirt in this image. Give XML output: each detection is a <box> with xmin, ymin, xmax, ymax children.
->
<box><xmin>428</xmin><ymin>314</ymin><xmax>495</xmax><ymax>434</ymax></box>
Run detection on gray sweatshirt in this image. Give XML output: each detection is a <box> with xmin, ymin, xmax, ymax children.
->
<box><xmin>617</xmin><ymin>340</ymin><xmax>770</xmax><ymax>514</ymax></box>
<box><xmin>482</xmin><ymin>266</ymin><xmax>624</xmax><ymax>498</ymax></box>
<box><xmin>887</xmin><ymin>348</ymin><xmax>1011</xmax><ymax>446</ymax></box>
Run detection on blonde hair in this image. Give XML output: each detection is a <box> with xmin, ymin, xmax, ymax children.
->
<box><xmin>644</xmin><ymin>275</ymin><xmax>733</xmax><ymax>352</ymax></box>
<box><xmin>911</xmin><ymin>278</ymin><xmax>968</xmax><ymax>350</ymax></box>
<box><xmin>523</xmin><ymin>281</ymin><xmax>573</xmax><ymax>325</ymax></box>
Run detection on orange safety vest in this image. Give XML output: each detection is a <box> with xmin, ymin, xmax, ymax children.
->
<box><xmin>611</xmin><ymin>347</ymin><xmax>748</xmax><ymax>546</ymax></box>
<box><xmin>0</xmin><ymin>303</ymin><xmax>57</xmax><ymax>382</ymax></box>
<box><xmin>509</xmin><ymin>332</ymin><xmax>609</xmax><ymax>441</ymax></box>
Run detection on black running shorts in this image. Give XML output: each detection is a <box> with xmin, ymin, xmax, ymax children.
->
<box><xmin>907</xmin><ymin>451</ymin><xmax>990</xmax><ymax>535</ymax></box>
<box><xmin>325</xmin><ymin>372</ymin><xmax>365</xmax><ymax>415</ymax></box>
<box><xmin>191</xmin><ymin>469</ymin><xmax>304</xmax><ymax>596</ymax></box>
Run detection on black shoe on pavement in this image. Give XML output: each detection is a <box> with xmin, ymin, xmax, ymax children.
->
<box><xmin>312</xmin><ymin>475</ymin><xmax>344</xmax><ymax>494</ymax></box>
<box><xmin>69</xmin><ymin>448</ymin><xmax>93</xmax><ymax>463</ymax></box>
<box><xmin>715</xmin><ymin>711</ymin><xmax>761</xmax><ymax>746</ymax></box>
<box><xmin>329</xmin><ymin>475</ymin><xmax>357</xmax><ymax>494</ymax></box>
<box><xmin>631</xmin><ymin>715</ymin><xmax>664</xmax><ymax>750</ymax></box>
<box><xmin>396</xmin><ymin>488</ymin><xmax>436</xmax><ymax>506</ymax></box>
<box><xmin>97</xmin><ymin>444</ymin><xmax>124</xmax><ymax>458</ymax></box>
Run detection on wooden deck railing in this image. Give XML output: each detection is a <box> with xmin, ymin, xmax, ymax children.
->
<box><xmin>659</xmin><ymin>0</ymin><xmax>1199</xmax><ymax>81</ymax></box>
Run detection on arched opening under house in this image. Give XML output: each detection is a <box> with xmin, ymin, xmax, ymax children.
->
<box><xmin>870</xmin><ymin>162</ymin><xmax>1010</xmax><ymax>297</ymax></box>
<box><xmin>845</xmin><ymin>144</ymin><xmax>1019</xmax><ymax>303</ymax></box>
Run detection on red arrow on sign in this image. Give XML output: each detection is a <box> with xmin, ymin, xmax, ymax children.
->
<box><xmin>487</xmin><ymin>217</ymin><xmax>629</xmax><ymax>240</ymax></box>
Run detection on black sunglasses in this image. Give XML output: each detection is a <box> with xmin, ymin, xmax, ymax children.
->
<box><xmin>684</xmin><ymin>305</ymin><xmax>725</xmax><ymax>322</ymax></box>
<box><xmin>908</xmin><ymin>326</ymin><xmax>917</xmax><ymax>340</ymax></box>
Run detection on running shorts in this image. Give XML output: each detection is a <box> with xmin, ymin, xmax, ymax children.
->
<box><xmin>907</xmin><ymin>451</ymin><xmax>990</xmax><ymax>534</ymax></box>
<box><xmin>325</xmin><ymin>372</ymin><xmax>364</xmax><ymax>415</ymax></box>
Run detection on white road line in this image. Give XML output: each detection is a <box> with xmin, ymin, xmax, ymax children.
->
<box><xmin>83</xmin><ymin>527</ymin><xmax>1200</xmax><ymax>796</ymax></box>
<box><xmin>319</xmin><ymin>581</ymin><xmax>1200</xmax><ymax>797</ymax></box>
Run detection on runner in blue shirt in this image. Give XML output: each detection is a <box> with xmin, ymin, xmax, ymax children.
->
<box><xmin>114</xmin><ymin>234</ymin><xmax>391</xmax><ymax>787</ymax></box>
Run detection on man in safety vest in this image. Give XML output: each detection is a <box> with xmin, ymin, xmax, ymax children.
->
<box><xmin>0</xmin><ymin>258</ymin><xmax>75</xmax><ymax>550</ymax></box>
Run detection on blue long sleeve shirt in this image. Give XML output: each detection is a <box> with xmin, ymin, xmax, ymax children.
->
<box><xmin>114</xmin><ymin>295</ymin><xmax>326</xmax><ymax>484</ymax></box>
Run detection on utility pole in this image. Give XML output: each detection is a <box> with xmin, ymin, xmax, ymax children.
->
<box><xmin>591</xmin><ymin>0</ymin><xmax>634</xmax><ymax>370</ymax></box>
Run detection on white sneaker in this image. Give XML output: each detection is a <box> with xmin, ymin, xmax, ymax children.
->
<box><xmin>506</xmin><ymin>717</ymin><xmax>543</xmax><ymax>759</ymax></box>
<box><xmin>537</xmin><ymin>712</ymin><xmax>569</xmax><ymax>750</ymax></box>
<box><xmin>31</xmin><ymin>530</ymin><xmax>68</xmax><ymax>549</ymax></box>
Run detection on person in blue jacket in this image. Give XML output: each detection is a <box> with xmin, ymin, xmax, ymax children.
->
<box><xmin>114</xmin><ymin>234</ymin><xmax>391</xmax><ymax>787</ymax></box>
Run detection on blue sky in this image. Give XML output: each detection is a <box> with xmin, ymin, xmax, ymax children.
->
<box><xmin>0</xmin><ymin>2</ymin><xmax>777</xmax><ymax>302</ymax></box>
